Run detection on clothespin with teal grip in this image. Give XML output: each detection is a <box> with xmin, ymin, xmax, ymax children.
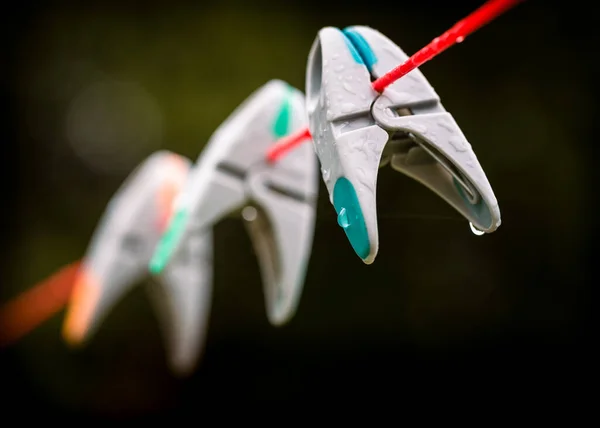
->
<box><xmin>61</xmin><ymin>150</ymin><xmax>214</xmax><ymax>377</ymax></box>
<box><xmin>306</xmin><ymin>26</ymin><xmax>501</xmax><ymax>264</ymax></box>
<box><xmin>150</xmin><ymin>80</ymin><xmax>319</xmax><ymax>327</ymax></box>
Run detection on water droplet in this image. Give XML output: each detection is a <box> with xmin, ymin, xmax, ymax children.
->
<box><xmin>341</xmin><ymin>103</ymin><xmax>356</xmax><ymax>113</ymax></box>
<box><xmin>437</xmin><ymin>120</ymin><xmax>455</xmax><ymax>133</ymax></box>
<box><xmin>322</xmin><ymin>168</ymin><xmax>331</xmax><ymax>181</ymax></box>
<box><xmin>469</xmin><ymin>222</ymin><xmax>485</xmax><ymax>236</ymax></box>
<box><xmin>242</xmin><ymin>206</ymin><xmax>258</xmax><ymax>222</ymax></box>
<box><xmin>334</xmin><ymin>64</ymin><xmax>345</xmax><ymax>72</ymax></box>
<box><xmin>332</xmin><ymin>53</ymin><xmax>340</xmax><ymax>60</ymax></box>
<box><xmin>449</xmin><ymin>136</ymin><xmax>467</xmax><ymax>152</ymax></box>
<box><xmin>337</xmin><ymin>207</ymin><xmax>351</xmax><ymax>229</ymax></box>
<box><xmin>456</xmin><ymin>36</ymin><xmax>465</xmax><ymax>43</ymax></box>
<box><xmin>343</xmin><ymin>82</ymin><xmax>356</xmax><ymax>94</ymax></box>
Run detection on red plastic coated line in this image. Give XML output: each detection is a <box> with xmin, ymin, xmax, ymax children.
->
<box><xmin>371</xmin><ymin>0</ymin><xmax>523</xmax><ymax>92</ymax></box>
<box><xmin>0</xmin><ymin>260</ymin><xmax>81</xmax><ymax>347</ymax></box>
<box><xmin>265</xmin><ymin>127</ymin><xmax>312</xmax><ymax>164</ymax></box>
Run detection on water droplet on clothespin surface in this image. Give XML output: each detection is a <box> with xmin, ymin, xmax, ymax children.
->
<box><xmin>242</xmin><ymin>206</ymin><xmax>258</xmax><ymax>222</ymax></box>
<box><xmin>469</xmin><ymin>222</ymin><xmax>485</xmax><ymax>236</ymax></box>
<box><xmin>337</xmin><ymin>207</ymin><xmax>351</xmax><ymax>229</ymax></box>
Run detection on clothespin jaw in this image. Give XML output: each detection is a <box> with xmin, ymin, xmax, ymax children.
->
<box><xmin>150</xmin><ymin>80</ymin><xmax>318</xmax><ymax>327</ymax></box>
<box><xmin>306</xmin><ymin>26</ymin><xmax>501</xmax><ymax>264</ymax></box>
<box><xmin>62</xmin><ymin>150</ymin><xmax>213</xmax><ymax>376</ymax></box>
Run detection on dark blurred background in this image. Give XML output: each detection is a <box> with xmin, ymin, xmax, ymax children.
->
<box><xmin>1</xmin><ymin>0</ymin><xmax>596</xmax><ymax>416</ymax></box>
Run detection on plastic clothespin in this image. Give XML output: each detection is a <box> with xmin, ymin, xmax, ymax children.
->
<box><xmin>149</xmin><ymin>80</ymin><xmax>318</xmax><ymax>327</ymax></box>
<box><xmin>62</xmin><ymin>151</ymin><xmax>213</xmax><ymax>376</ymax></box>
<box><xmin>306</xmin><ymin>26</ymin><xmax>501</xmax><ymax>264</ymax></box>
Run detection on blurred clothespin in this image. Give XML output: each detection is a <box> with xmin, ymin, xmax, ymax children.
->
<box><xmin>62</xmin><ymin>151</ymin><xmax>213</xmax><ymax>376</ymax></box>
<box><xmin>150</xmin><ymin>80</ymin><xmax>319</xmax><ymax>327</ymax></box>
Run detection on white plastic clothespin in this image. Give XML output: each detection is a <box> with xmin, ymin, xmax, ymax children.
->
<box><xmin>62</xmin><ymin>151</ymin><xmax>213</xmax><ymax>376</ymax></box>
<box><xmin>149</xmin><ymin>80</ymin><xmax>318</xmax><ymax>326</ymax></box>
<box><xmin>306</xmin><ymin>26</ymin><xmax>501</xmax><ymax>264</ymax></box>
